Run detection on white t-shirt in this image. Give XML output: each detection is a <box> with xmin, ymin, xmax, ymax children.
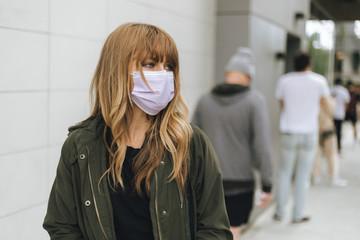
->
<box><xmin>276</xmin><ymin>71</ymin><xmax>330</xmax><ymax>134</ymax></box>
<box><xmin>331</xmin><ymin>85</ymin><xmax>350</xmax><ymax>120</ymax></box>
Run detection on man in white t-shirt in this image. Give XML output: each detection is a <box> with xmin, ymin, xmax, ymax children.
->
<box><xmin>274</xmin><ymin>52</ymin><xmax>330</xmax><ymax>223</ymax></box>
<box><xmin>331</xmin><ymin>78</ymin><xmax>350</xmax><ymax>152</ymax></box>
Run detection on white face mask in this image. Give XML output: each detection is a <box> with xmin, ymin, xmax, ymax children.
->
<box><xmin>130</xmin><ymin>70</ymin><xmax>175</xmax><ymax>115</ymax></box>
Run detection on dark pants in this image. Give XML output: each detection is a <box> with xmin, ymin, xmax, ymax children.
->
<box><xmin>224</xmin><ymin>191</ymin><xmax>254</xmax><ymax>226</ymax></box>
<box><xmin>334</xmin><ymin>119</ymin><xmax>343</xmax><ymax>151</ymax></box>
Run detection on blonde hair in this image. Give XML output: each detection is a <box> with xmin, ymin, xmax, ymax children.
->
<box><xmin>90</xmin><ymin>23</ymin><xmax>193</xmax><ymax>195</ymax></box>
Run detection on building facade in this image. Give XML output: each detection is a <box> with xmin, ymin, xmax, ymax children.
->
<box><xmin>335</xmin><ymin>22</ymin><xmax>360</xmax><ymax>83</ymax></box>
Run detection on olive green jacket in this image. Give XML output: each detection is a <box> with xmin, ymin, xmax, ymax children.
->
<box><xmin>43</xmin><ymin>116</ymin><xmax>232</xmax><ymax>240</ymax></box>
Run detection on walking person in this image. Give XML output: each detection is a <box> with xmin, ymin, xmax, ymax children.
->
<box><xmin>192</xmin><ymin>47</ymin><xmax>273</xmax><ymax>240</ymax></box>
<box><xmin>274</xmin><ymin>52</ymin><xmax>330</xmax><ymax>223</ymax></box>
<box><xmin>313</xmin><ymin>96</ymin><xmax>347</xmax><ymax>187</ymax></box>
<box><xmin>345</xmin><ymin>80</ymin><xmax>360</xmax><ymax>144</ymax></box>
<box><xmin>331</xmin><ymin>78</ymin><xmax>350</xmax><ymax>153</ymax></box>
<box><xmin>43</xmin><ymin>23</ymin><xmax>232</xmax><ymax>240</ymax></box>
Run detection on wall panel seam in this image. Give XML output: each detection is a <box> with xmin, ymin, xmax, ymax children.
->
<box><xmin>0</xmin><ymin>26</ymin><xmax>104</xmax><ymax>42</ymax></box>
<box><xmin>0</xmin><ymin>143</ymin><xmax>62</xmax><ymax>157</ymax></box>
<box><xmin>0</xmin><ymin>201</ymin><xmax>48</xmax><ymax>219</ymax></box>
<box><xmin>0</xmin><ymin>89</ymin><xmax>89</xmax><ymax>93</ymax></box>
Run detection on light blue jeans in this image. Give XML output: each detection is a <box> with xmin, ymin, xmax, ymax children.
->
<box><xmin>275</xmin><ymin>133</ymin><xmax>317</xmax><ymax>221</ymax></box>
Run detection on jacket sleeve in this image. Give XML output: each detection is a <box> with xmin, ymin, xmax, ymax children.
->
<box><xmin>251</xmin><ymin>94</ymin><xmax>273</xmax><ymax>193</ymax></box>
<box><xmin>191</xmin><ymin>126</ymin><xmax>233</xmax><ymax>240</ymax></box>
<box><xmin>43</xmin><ymin>134</ymin><xmax>84</xmax><ymax>240</ymax></box>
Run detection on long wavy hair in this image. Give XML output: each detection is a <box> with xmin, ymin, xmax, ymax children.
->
<box><xmin>90</xmin><ymin>23</ymin><xmax>193</xmax><ymax>195</ymax></box>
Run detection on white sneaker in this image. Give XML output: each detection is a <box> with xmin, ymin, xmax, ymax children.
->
<box><xmin>329</xmin><ymin>178</ymin><xmax>348</xmax><ymax>187</ymax></box>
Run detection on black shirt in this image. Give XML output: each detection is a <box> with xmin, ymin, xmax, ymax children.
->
<box><xmin>107</xmin><ymin>146</ymin><xmax>154</xmax><ymax>240</ymax></box>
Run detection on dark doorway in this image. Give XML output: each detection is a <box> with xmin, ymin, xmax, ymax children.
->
<box><xmin>285</xmin><ymin>34</ymin><xmax>301</xmax><ymax>73</ymax></box>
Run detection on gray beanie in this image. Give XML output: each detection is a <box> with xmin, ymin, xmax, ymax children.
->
<box><xmin>225</xmin><ymin>47</ymin><xmax>256</xmax><ymax>79</ymax></box>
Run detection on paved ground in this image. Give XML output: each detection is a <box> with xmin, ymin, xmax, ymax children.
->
<box><xmin>241</xmin><ymin>122</ymin><xmax>360</xmax><ymax>240</ymax></box>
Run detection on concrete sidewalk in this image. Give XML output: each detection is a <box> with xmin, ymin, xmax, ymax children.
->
<box><xmin>242</xmin><ymin>122</ymin><xmax>360</xmax><ymax>240</ymax></box>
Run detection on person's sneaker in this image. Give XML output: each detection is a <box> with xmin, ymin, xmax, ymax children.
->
<box><xmin>329</xmin><ymin>178</ymin><xmax>347</xmax><ymax>187</ymax></box>
<box><xmin>273</xmin><ymin>214</ymin><xmax>282</xmax><ymax>221</ymax></box>
<box><xmin>292</xmin><ymin>216</ymin><xmax>310</xmax><ymax>224</ymax></box>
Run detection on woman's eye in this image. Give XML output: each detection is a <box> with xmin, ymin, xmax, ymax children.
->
<box><xmin>165</xmin><ymin>65</ymin><xmax>174</xmax><ymax>71</ymax></box>
<box><xmin>142</xmin><ymin>62</ymin><xmax>155</xmax><ymax>68</ymax></box>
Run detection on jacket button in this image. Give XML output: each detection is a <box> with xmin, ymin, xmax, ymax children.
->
<box><xmin>85</xmin><ymin>200</ymin><xmax>91</xmax><ymax>206</ymax></box>
<box><xmin>160</xmin><ymin>161</ymin><xmax>165</xmax><ymax>165</ymax></box>
<box><xmin>161</xmin><ymin>210</ymin><xmax>167</xmax><ymax>216</ymax></box>
<box><xmin>79</xmin><ymin>154</ymin><xmax>86</xmax><ymax>160</ymax></box>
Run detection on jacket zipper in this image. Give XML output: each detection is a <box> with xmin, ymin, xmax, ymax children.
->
<box><xmin>87</xmin><ymin>146</ymin><xmax>109</xmax><ymax>240</ymax></box>
<box><xmin>154</xmin><ymin>171</ymin><xmax>163</xmax><ymax>240</ymax></box>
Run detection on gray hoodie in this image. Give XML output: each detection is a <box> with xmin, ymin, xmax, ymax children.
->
<box><xmin>192</xmin><ymin>83</ymin><xmax>273</xmax><ymax>195</ymax></box>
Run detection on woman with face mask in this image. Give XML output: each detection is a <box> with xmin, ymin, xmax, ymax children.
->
<box><xmin>43</xmin><ymin>23</ymin><xmax>232</xmax><ymax>240</ymax></box>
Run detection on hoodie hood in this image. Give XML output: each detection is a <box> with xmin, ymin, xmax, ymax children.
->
<box><xmin>211</xmin><ymin>83</ymin><xmax>250</xmax><ymax>106</ymax></box>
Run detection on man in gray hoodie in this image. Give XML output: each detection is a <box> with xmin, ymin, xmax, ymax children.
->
<box><xmin>192</xmin><ymin>47</ymin><xmax>273</xmax><ymax>240</ymax></box>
